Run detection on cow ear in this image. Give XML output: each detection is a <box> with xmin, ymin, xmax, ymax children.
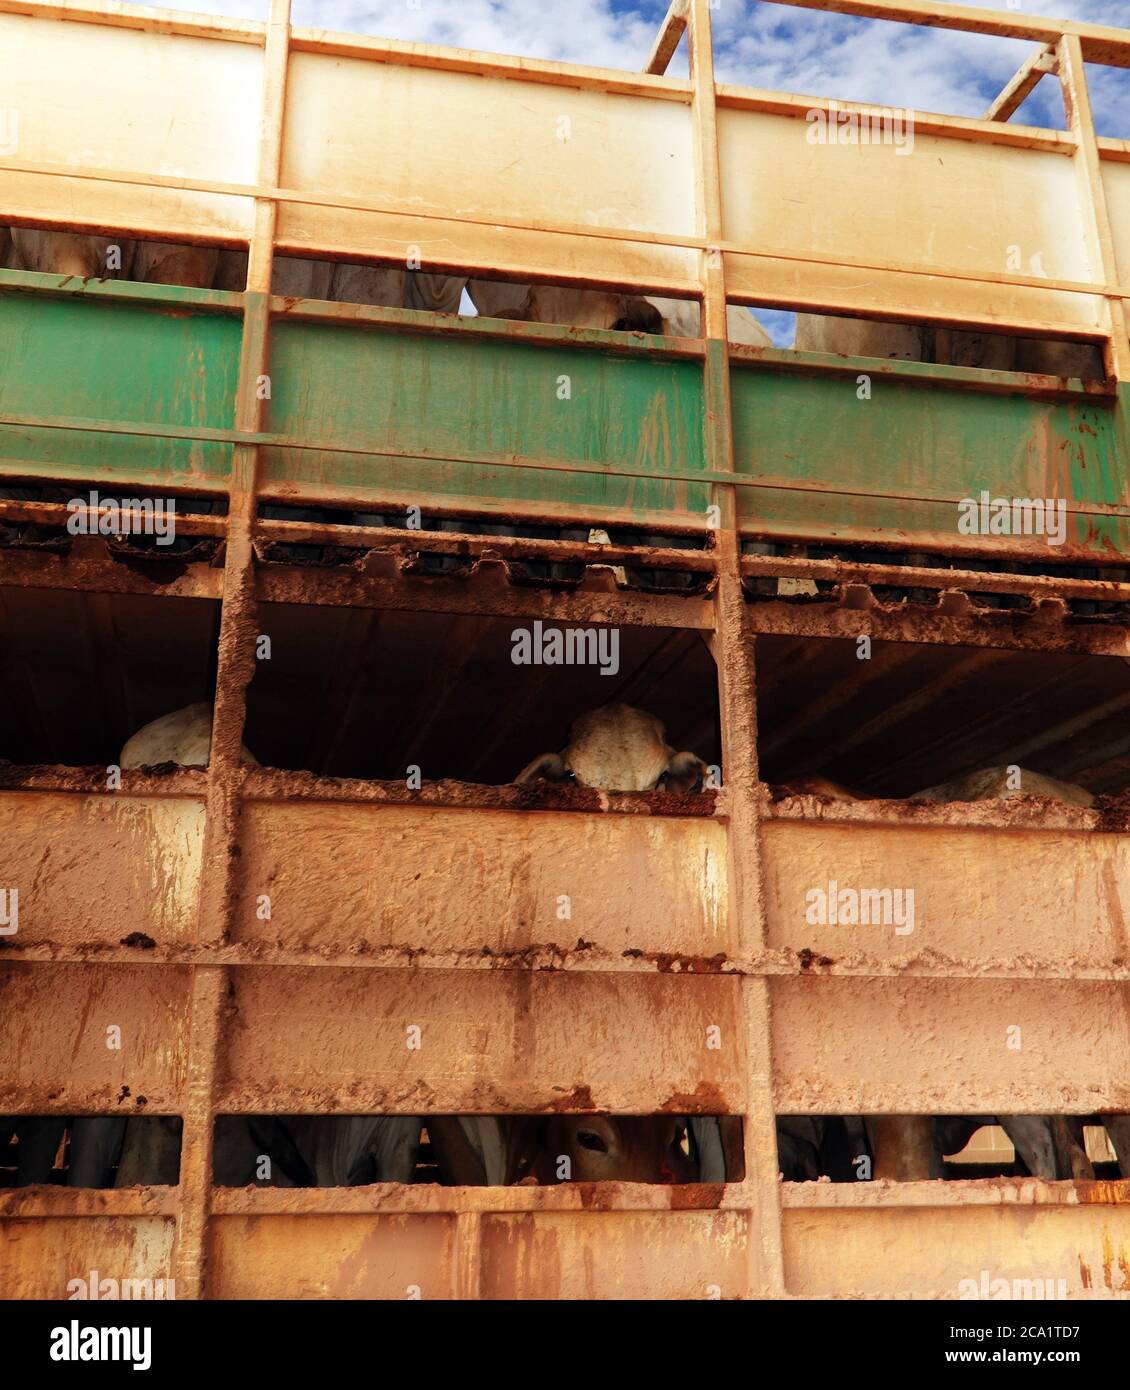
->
<box><xmin>515</xmin><ymin>752</ymin><xmax>568</xmax><ymax>785</ymax></box>
<box><xmin>663</xmin><ymin>751</ymin><xmax>708</xmax><ymax>794</ymax></box>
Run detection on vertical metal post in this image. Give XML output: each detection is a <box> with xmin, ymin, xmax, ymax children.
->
<box><xmin>1056</xmin><ymin>35</ymin><xmax>1130</xmax><ymax>382</ymax></box>
<box><xmin>687</xmin><ymin>0</ymin><xmax>785</xmax><ymax>1300</ymax></box>
<box><xmin>172</xmin><ymin>0</ymin><xmax>291</xmax><ymax>1300</ymax></box>
<box><xmin>453</xmin><ymin>1210</ymin><xmax>484</xmax><ymax>1299</ymax></box>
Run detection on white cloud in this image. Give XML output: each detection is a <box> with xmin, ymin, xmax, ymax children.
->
<box><xmin>177</xmin><ymin>0</ymin><xmax>1130</xmax><ymax>133</ymax></box>
<box><xmin>152</xmin><ymin>0</ymin><xmax>1130</xmax><ymax>341</ymax></box>
<box><xmin>287</xmin><ymin>0</ymin><xmax>658</xmax><ymax>69</ymax></box>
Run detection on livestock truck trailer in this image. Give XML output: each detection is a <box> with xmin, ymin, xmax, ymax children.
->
<box><xmin>2</xmin><ymin>0</ymin><xmax>1130</xmax><ymax>1310</ymax></box>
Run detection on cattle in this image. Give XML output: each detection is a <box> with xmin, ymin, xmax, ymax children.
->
<box><xmin>7</xmin><ymin>230</ymin><xmax>135</xmax><ymax>279</ymax></box>
<box><xmin>7</xmin><ymin>230</ymin><xmax>221</xmax><ymax>292</ymax></box>
<box><xmin>118</xmin><ymin>701</ymin><xmax>258</xmax><ymax>771</ymax></box>
<box><xmin>774</xmin><ymin>765</ymin><xmax>1117</xmax><ymax>1181</ymax></box>
<box><xmin>406</xmin><ymin>713</ymin><xmax>718</xmax><ymax>1190</ymax></box>
<box><xmin>868</xmin><ymin>764</ymin><xmax>1103</xmax><ymax>1181</ymax></box>
<box><xmin>220</xmin><ymin>257</ymin><xmax>471</xmax><ymax>561</ymax></box>
<box><xmin>498</xmin><ymin>284</ymin><xmax>664</xmax><ymax>334</ymax></box>
<box><xmin>646</xmin><ymin>295</ymin><xmax>773</xmax><ymax>347</ymax></box>
<box><xmin>426</xmin><ymin>1117</ymin><xmax>514</xmax><ymax>1185</ymax></box>
<box><xmin>793</xmin><ymin>312</ymin><xmax>1104</xmax><ymax>378</ymax></box>
<box><xmin>466</xmin><ymin>279</ymin><xmax>772</xmax><ymax>345</ymax></box>
<box><xmin>214</xmin><ymin>249</ymin><xmax>335</xmax><ymax>300</ymax></box>
<box><xmin>482</xmin><ymin>285</ymin><xmax>764</xmax><ymax>587</ymax></box>
<box><xmin>240</xmin><ymin>1116</ymin><xmax>421</xmax><ymax>1187</ymax></box>
<box><xmin>233</xmin><ymin>1113</ymin><xmax>727</xmax><ymax>1188</ymax></box>
<box><xmin>935</xmin><ymin>1115</ymin><xmax>1093</xmax><ymax>1181</ymax></box>
<box><xmin>528</xmin><ymin>1116</ymin><xmax>697</xmax><ymax>1183</ymax></box>
<box><xmin>132</xmin><ymin>240</ymin><xmax>219</xmax><ymax>289</ymax></box>
<box><xmin>516</xmin><ymin>702</ymin><xmax>708</xmax><ymax>795</ymax></box>
<box><xmin>60</xmin><ymin>705</ymin><xmax>258</xmax><ymax>1187</ymax></box>
<box><xmin>427</xmin><ymin>1115</ymin><xmax>714</xmax><ymax>1185</ymax></box>
<box><xmin>909</xmin><ymin>765</ymin><xmax>1095</xmax><ymax>808</ymax></box>
<box><xmin>776</xmin><ymin>1116</ymin><xmax>862</xmax><ymax>1181</ymax></box>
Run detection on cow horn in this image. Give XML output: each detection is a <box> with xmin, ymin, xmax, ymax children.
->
<box><xmin>514</xmin><ymin>752</ymin><xmax>568</xmax><ymax>785</ymax></box>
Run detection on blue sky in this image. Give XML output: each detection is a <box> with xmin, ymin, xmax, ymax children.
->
<box><xmin>178</xmin><ymin>0</ymin><xmax>1130</xmax><ymax>341</ymax></box>
<box><xmin>194</xmin><ymin>0</ymin><xmax>1130</xmax><ymax>135</ymax></box>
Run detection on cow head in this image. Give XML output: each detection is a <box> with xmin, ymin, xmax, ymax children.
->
<box><xmin>508</xmin><ymin>286</ymin><xmax>666</xmax><ymax>334</ymax></box>
<box><xmin>515</xmin><ymin>703</ymin><xmax>708</xmax><ymax>793</ymax></box>
<box><xmin>534</xmin><ymin>1116</ymin><xmax>697</xmax><ymax>1183</ymax></box>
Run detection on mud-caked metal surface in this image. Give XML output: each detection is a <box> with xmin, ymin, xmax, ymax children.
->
<box><xmin>5</xmin><ymin>0</ymin><xmax>1130</xmax><ymax>1302</ymax></box>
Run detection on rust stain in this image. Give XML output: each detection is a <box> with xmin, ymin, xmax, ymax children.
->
<box><xmin>1074</xmin><ymin>1179</ymin><xmax>1130</xmax><ymax>1204</ymax></box>
<box><xmin>621</xmin><ymin>948</ymin><xmax>729</xmax><ymax>973</ymax></box>
<box><xmin>668</xmin><ymin>1182</ymin><xmax>725</xmax><ymax>1211</ymax></box>
<box><xmin>660</xmin><ymin>1081</ymin><xmax>730</xmax><ymax>1114</ymax></box>
<box><xmin>1095</xmin><ymin>791</ymin><xmax>1130</xmax><ymax>835</ymax></box>
<box><xmin>1078</xmin><ymin>1254</ymin><xmax>1092</xmax><ymax>1289</ymax></box>
<box><xmin>544</xmin><ymin>1085</ymin><xmax>596</xmax><ymax>1113</ymax></box>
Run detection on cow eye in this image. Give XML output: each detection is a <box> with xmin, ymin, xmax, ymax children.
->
<box><xmin>576</xmin><ymin>1129</ymin><xmax>609</xmax><ymax>1153</ymax></box>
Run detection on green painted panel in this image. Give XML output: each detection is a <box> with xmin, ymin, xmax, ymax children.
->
<box><xmin>261</xmin><ymin>320</ymin><xmax>710</xmax><ymax>519</ymax></box>
<box><xmin>0</xmin><ymin>288</ymin><xmax>239</xmax><ymax>487</ymax></box>
<box><xmin>5</xmin><ymin>286</ymin><xmax>1130</xmax><ymax>557</ymax></box>
<box><xmin>732</xmin><ymin>365</ymin><xmax>1130</xmax><ymax>557</ymax></box>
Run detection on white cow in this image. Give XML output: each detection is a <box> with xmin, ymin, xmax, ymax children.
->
<box><xmin>7</xmin><ymin>230</ymin><xmax>135</xmax><ymax>279</ymax></box>
<box><xmin>774</xmin><ymin>767</ymin><xmax>1117</xmax><ymax>1181</ymax></box>
<box><xmin>466</xmin><ymin>279</ymin><xmax>772</xmax><ymax>345</ymax></box>
<box><xmin>450</xmin><ymin>707</ymin><xmax>713</xmax><ymax>1190</ymax></box>
<box><xmin>872</xmin><ymin>764</ymin><xmax>1105</xmax><ymax>1181</ymax></box>
<box><xmin>516</xmin><ymin>702</ymin><xmax>709</xmax><ymax>794</ymax></box>
<box><xmin>214</xmin><ymin>249</ymin><xmax>335</xmax><ymax>300</ymax></box>
<box><xmin>793</xmin><ymin>312</ymin><xmax>1103</xmax><ymax>377</ymax></box>
<box><xmin>64</xmin><ymin>705</ymin><xmax>258</xmax><ymax>1187</ymax></box>
<box><xmin>250</xmin><ymin>1116</ymin><xmax>421</xmax><ymax>1187</ymax></box>
<box><xmin>7</xmin><ymin>231</ymin><xmax>222</xmax><ymax>289</ymax></box>
<box><xmin>132</xmin><ymin>240</ymin><xmax>219</xmax><ymax>289</ymax></box>
<box><xmin>118</xmin><ymin>701</ymin><xmax>258</xmax><ymax>770</ymax></box>
<box><xmin>909</xmin><ymin>764</ymin><xmax>1094</xmax><ymax>808</ymax></box>
<box><xmin>464</xmin><ymin>284</ymin><xmax>764</xmax><ymax>588</ymax></box>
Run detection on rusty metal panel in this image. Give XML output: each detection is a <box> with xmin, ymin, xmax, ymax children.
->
<box><xmin>731</xmin><ymin>365</ymin><xmax>1129</xmax><ymax>561</ymax></box>
<box><xmin>0</xmin><ymin>963</ymin><xmax>191</xmax><ymax>1112</ymax></box>
<box><xmin>772</xmin><ymin>977</ymin><xmax>1130</xmax><ymax>1114</ymax></box>
<box><xmin>0</xmin><ymin>11</ymin><xmax>258</xmax><ymax>241</ymax></box>
<box><xmin>235</xmin><ymin>802</ymin><xmax>731</xmax><ymax>959</ymax></box>
<box><xmin>0</xmin><ymin>1217</ymin><xmax>175</xmax><ymax>1300</ymax></box>
<box><xmin>783</xmin><ymin>1203</ymin><xmax>1130</xmax><ymax>1297</ymax></box>
<box><xmin>479</xmin><ymin>1211</ymin><xmax>749</xmax><ymax>1299</ymax></box>
<box><xmin>278</xmin><ymin>51</ymin><xmax>697</xmax><ymax>286</ymax></box>
<box><xmin>0</xmin><ymin>289</ymin><xmax>240</xmax><ymax>489</ymax></box>
<box><xmin>720</xmin><ymin>105</ymin><xmax>1102</xmax><ymax>332</ymax></box>
<box><xmin>0</xmin><ymin>792</ymin><xmax>205</xmax><ymax>946</ymax></box>
<box><xmin>1100</xmin><ymin>157</ymin><xmax>1130</xmax><ymax>290</ymax></box>
<box><xmin>220</xmin><ymin>969</ymin><xmax>744</xmax><ymax>1113</ymax></box>
<box><xmin>762</xmin><ymin>818</ymin><xmax>1130</xmax><ymax>967</ymax></box>
<box><xmin>210</xmin><ymin>1214</ymin><xmax>457</xmax><ymax>1298</ymax></box>
<box><xmin>261</xmin><ymin>320</ymin><xmax>709</xmax><ymax>520</ymax></box>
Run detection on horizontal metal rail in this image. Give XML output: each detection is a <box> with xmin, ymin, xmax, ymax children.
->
<box><xmin>5</xmin><ymin>0</ymin><xmax>1130</xmax><ymax>1301</ymax></box>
